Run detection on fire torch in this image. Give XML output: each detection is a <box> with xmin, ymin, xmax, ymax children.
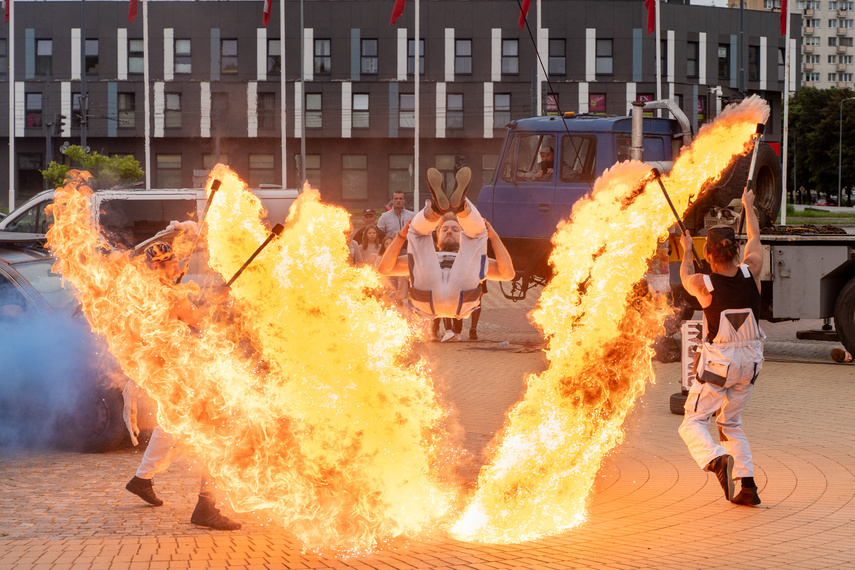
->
<box><xmin>649</xmin><ymin>167</ymin><xmax>702</xmax><ymax>268</ymax></box>
<box><xmin>225</xmin><ymin>223</ymin><xmax>285</xmax><ymax>287</ymax></box>
<box><xmin>176</xmin><ymin>179</ymin><xmax>221</xmax><ymax>284</ymax></box>
<box><xmin>737</xmin><ymin>124</ymin><xmax>766</xmax><ymax>236</ymax></box>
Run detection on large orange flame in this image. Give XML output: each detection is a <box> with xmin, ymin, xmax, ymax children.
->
<box><xmin>46</xmin><ymin>171</ymin><xmax>456</xmax><ymax>553</ymax></box>
<box><xmin>47</xmin><ymin>95</ymin><xmax>769</xmax><ymax>551</ymax></box>
<box><xmin>450</xmin><ymin>95</ymin><xmax>771</xmax><ymax>543</ymax></box>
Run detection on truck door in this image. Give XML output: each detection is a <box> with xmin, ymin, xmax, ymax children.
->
<box><xmin>491</xmin><ymin>133</ymin><xmax>557</xmax><ymax>239</ymax></box>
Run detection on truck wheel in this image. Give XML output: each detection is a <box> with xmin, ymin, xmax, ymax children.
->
<box><xmin>670</xmin><ymin>392</ymin><xmax>687</xmax><ymax>415</ymax></box>
<box><xmin>684</xmin><ymin>142</ymin><xmax>782</xmax><ymax>232</ymax></box>
<box><xmin>834</xmin><ymin>277</ymin><xmax>855</xmax><ymax>356</ymax></box>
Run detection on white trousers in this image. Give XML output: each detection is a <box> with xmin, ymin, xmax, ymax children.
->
<box><xmin>135</xmin><ymin>425</ymin><xmax>181</xmax><ymax>480</ymax></box>
<box><xmin>679</xmin><ymin>372</ymin><xmax>755</xmax><ymax>478</ymax></box>
<box><xmin>407</xmin><ymin>199</ymin><xmax>488</xmax><ymax>318</ymax></box>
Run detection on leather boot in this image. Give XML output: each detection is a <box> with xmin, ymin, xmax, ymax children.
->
<box><xmin>190</xmin><ymin>494</ymin><xmax>241</xmax><ymax>530</ymax></box>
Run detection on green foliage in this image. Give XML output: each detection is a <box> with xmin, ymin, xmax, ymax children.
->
<box><xmin>39</xmin><ymin>145</ymin><xmax>144</xmax><ymax>189</ymax></box>
<box><xmin>788</xmin><ymin>87</ymin><xmax>855</xmax><ymax>195</ymax></box>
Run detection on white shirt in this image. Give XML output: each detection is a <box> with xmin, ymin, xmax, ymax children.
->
<box><xmin>377</xmin><ymin>208</ymin><xmax>415</xmax><ymax>237</ymax></box>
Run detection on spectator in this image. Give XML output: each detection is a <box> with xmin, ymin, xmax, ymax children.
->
<box><xmin>360</xmin><ymin>224</ymin><xmax>383</xmax><ymax>266</ymax></box>
<box><xmin>352</xmin><ymin>209</ymin><xmax>385</xmax><ymax>245</ymax></box>
<box><xmin>377</xmin><ymin>192</ymin><xmax>415</xmax><ymax>249</ymax></box>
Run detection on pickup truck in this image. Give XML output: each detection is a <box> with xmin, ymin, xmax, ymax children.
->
<box><xmin>476</xmin><ymin>100</ymin><xmax>855</xmax><ymax>357</ymax></box>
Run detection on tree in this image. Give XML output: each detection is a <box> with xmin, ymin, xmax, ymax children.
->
<box><xmin>40</xmin><ymin>145</ymin><xmax>144</xmax><ymax>189</ymax></box>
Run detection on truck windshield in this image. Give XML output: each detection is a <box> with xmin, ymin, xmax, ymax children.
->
<box><xmin>14</xmin><ymin>259</ymin><xmax>80</xmax><ymax>315</ymax></box>
<box><xmin>560</xmin><ymin>135</ymin><xmax>596</xmax><ymax>182</ymax></box>
<box><xmin>501</xmin><ymin>134</ymin><xmax>556</xmax><ymax>183</ymax></box>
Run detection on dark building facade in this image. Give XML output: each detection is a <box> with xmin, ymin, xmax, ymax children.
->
<box><xmin>0</xmin><ymin>0</ymin><xmax>796</xmax><ymax>210</ymax></box>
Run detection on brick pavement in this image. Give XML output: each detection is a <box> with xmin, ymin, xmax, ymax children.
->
<box><xmin>2</xmin><ymin>291</ymin><xmax>854</xmax><ymax>569</ymax></box>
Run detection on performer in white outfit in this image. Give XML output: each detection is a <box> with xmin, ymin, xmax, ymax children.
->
<box><xmin>378</xmin><ymin>167</ymin><xmax>514</xmax><ymax>319</ymax></box>
<box><xmin>678</xmin><ymin>186</ymin><xmax>765</xmax><ymax>507</ymax></box>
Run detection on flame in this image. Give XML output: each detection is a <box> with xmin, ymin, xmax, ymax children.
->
<box><xmin>46</xmin><ymin>169</ymin><xmax>455</xmax><ymax>553</ymax></box>
<box><xmin>46</xmin><ymin>94</ymin><xmax>770</xmax><ymax>552</ymax></box>
<box><xmin>450</xmin><ymin>95</ymin><xmax>771</xmax><ymax>543</ymax></box>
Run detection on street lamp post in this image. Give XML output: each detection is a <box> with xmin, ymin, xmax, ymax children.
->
<box><xmin>838</xmin><ymin>97</ymin><xmax>855</xmax><ymax>206</ymax></box>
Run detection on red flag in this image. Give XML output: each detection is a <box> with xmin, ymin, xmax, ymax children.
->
<box><xmin>128</xmin><ymin>0</ymin><xmax>137</xmax><ymax>23</ymax></box>
<box><xmin>390</xmin><ymin>0</ymin><xmax>405</xmax><ymax>25</ymax></box>
<box><xmin>645</xmin><ymin>0</ymin><xmax>655</xmax><ymax>34</ymax></box>
<box><xmin>780</xmin><ymin>0</ymin><xmax>788</xmax><ymax>36</ymax></box>
<box><xmin>3</xmin><ymin>0</ymin><xmax>8</xmax><ymax>24</ymax></box>
<box><xmin>518</xmin><ymin>0</ymin><xmax>531</xmax><ymax>30</ymax></box>
<box><xmin>262</xmin><ymin>0</ymin><xmax>271</xmax><ymax>26</ymax></box>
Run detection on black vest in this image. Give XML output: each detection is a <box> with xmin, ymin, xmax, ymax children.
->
<box><xmin>702</xmin><ymin>266</ymin><xmax>761</xmax><ymax>341</ymax></box>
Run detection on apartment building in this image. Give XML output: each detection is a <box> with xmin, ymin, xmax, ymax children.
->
<box><xmin>0</xmin><ymin>0</ymin><xmax>792</xmax><ymax>210</ymax></box>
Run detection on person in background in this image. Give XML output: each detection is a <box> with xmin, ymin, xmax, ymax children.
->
<box><xmin>377</xmin><ymin>192</ymin><xmax>415</xmax><ymax>250</ymax></box>
<box><xmin>352</xmin><ymin>209</ymin><xmax>385</xmax><ymax>245</ymax></box>
<box><xmin>360</xmin><ymin>224</ymin><xmax>383</xmax><ymax>266</ymax></box>
<box><xmin>124</xmin><ymin>242</ymin><xmax>241</xmax><ymax>530</ymax></box>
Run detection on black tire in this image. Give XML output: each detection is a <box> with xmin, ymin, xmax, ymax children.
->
<box><xmin>54</xmin><ymin>386</ymin><xmax>129</xmax><ymax>453</ymax></box>
<box><xmin>670</xmin><ymin>392</ymin><xmax>688</xmax><ymax>415</ymax></box>
<box><xmin>834</xmin><ymin>277</ymin><xmax>855</xmax><ymax>356</ymax></box>
<box><xmin>684</xmin><ymin>142</ymin><xmax>782</xmax><ymax>233</ymax></box>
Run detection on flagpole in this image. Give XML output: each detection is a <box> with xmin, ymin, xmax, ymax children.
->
<box><xmin>655</xmin><ymin>0</ymin><xmax>661</xmax><ymax>115</ymax></box>
<box><xmin>7</xmin><ymin>0</ymin><xmax>14</xmax><ymax>209</ymax></box>
<box><xmin>781</xmin><ymin>0</ymin><xmax>790</xmax><ymax>225</ymax></box>
<box><xmin>414</xmin><ymin>0</ymin><xmax>420</xmax><ymax>208</ymax></box>
<box><xmin>279</xmin><ymin>0</ymin><xmax>286</xmax><ymax>188</ymax></box>
<box><xmin>300</xmin><ymin>0</ymin><xmax>305</xmax><ymax>188</ymax></box>
<box><xmin>143</xmin><ymin>0</ymin><xmax>151</xmax><ymax>189</ymax></box>
<box><xmin>536</xmin><ymin>0</ymin><xmax>541</xmax><ymax>115</ymax></box>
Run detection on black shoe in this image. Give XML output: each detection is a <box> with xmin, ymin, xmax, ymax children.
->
<box><xmin>126</xmin><ymin>476</ymin><xmax>163</xmax><ymax>507</ymax></box>
<box><xmin>731</xmin><ymin>485</ymin><xmax>761</xmax><ymax>506</ymax></box>
<box><xmin>191</xmin><ymin>497</ymin><xmax>242</xmax><ymax>530</ymax></box>
<box><xmin>449</xmin><ymin>167</ymin><xmax>471</xmax><ymax>213</ymax></box>
<box><xmin>469</xmin><ymin>329</ymin><xmax>478</xmax><ymax>340</ymax></box>
<box><xmin>708</xmin><ymin>455</ymin><xmax>735</xmax><ymax>501</ymax></box>
<box><xmin>426</xmin><ymin>168</ymin><xmax>449</xmax><ymax>214</ymax></box>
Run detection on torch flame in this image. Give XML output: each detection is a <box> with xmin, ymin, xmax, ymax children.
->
<box><xmin>450</xmin><ymin>95</ymin><xmax>771</xmax><ymax>543</ymax></box>
<box><xmin>47</xmin><ymin>95</ymin><xmax>770</xmax><ymax>551</ymax></box>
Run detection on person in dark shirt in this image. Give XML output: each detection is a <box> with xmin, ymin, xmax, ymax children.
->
<box><xmin>677</xmin><ymin>187</ymin><xmax>765</xmax><ymax>507</ymax></box>
<box><xmin>535</xmin><ymin>145</ymin><xmax>554</xmax><ymax>179</ymax></box>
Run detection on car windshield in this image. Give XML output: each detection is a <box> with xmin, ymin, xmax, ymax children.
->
<box><xmin>14</xmin><ymin>259</ymin><xmax>80</xmax><ymax>314</ymax></box>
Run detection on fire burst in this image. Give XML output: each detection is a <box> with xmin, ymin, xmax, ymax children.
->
<box><xmin>46</xmin><ymin>96</ymin><xmax>768</xmax><ymax>551</ymax></box>
<box><xmin>450</xmin><ymin>95</ymin><xmax>770</xmax><ymax>543</ymax></box>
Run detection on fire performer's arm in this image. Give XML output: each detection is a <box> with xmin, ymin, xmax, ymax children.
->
<box><xmin>377</xmin><ymin>221</ymin><xmax>411</xmax><ymax>277</ymax></box>
<box><xmin>484</xmin><ymin>221</ymin><xmax>515</xmax><ymax>281</ymax></box>
<box><xmin>680</xmin><ymin>233</ymin><xmax>712</xmax><ymax>307</ymax></box>
<box><xmin>172</xmin><ymin>295</ymin><xmax>205</xmax><ymax>330</ymax></box>
<box><xmin>741</xmin><ymin>187</ymin><xmax>763</xmax><ymax>290</ymax></box>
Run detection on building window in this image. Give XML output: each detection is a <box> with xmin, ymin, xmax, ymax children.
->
<box><xmin>590</xmin><ymin>93</ymin><xmax>606</xmax><ymax>115</ymax></box>
<box><xmin>596</xmin><ymin>39</ymin><xmax>613</xmax><ymax>75</ymax></box>
<box><xmin>687</xmin><ymin>41</ymin><xmax>699</xmax><ymax>78</ymax></box>
<box><xmin>447</xmin><ymin>93</ymin><xmax>463</xmax><ymax>129</ymax></box>
<box><xmin>845</xmin><ymin>19</ymin><xmax>855</xmax><ymax>28</ymax></box>
<box><xmin>482</xmin><ymin>154</ymin><xmax>499</xmax><ymax>187</ymax></box>
<box><xmin>118</xmin><ymin>93</ymin><xmax>135</xmax><ymax>128</ymax></box>
<box><xmin>501</xmin><ymin>39</ymin><xmax>519</xmax><ymax>75</ymax></box>
<box><xmin>844</xmin><ymin>55</ymin><xmax>854</xmax><ymax>63</ymax></box>
<box><xmin>806</xmin><ymin>18</ymin><xmax>821</xmax><ymax>28</ymax></box>
<box><xmin>85</xmin><ymin>39</ymin><xmax>99</xmax><ymax>74</ymax></box>
<box><xmin>203</xmin><ymin>153</ymin><xmax>230</xmax><ymax>169</ymax></box>
<box><xmin>175</xmin><ymin>39</ymin><xmax>191</xmax><ymax>74</ymax></box>
<box><xmin>829</xmin><ymin>19</ymin><xmax>839</xmax><ymax>28</ymax></box>
<box><xmin>494</xmin><ymin>93</ymin><xmax>510</xmax><ymax>128</ymax></box>
<box><xmin>455</xmin><ymin>39</ymin><xmax>472</xmax><ymax>75</ymax></box>
<box><xmin>408</xmin><ymin>39</ymin><xmax>424</xmax><ymax>75</ymax></box>
<box><xmin>72</xmin><ymin>93</ymin><xmax>83</xmax><ymax>127</ymax></box>
<box><xmin>25</xmin><ymin>93</ymin><xmax>42</xmax><ymax>127</ymax></box>
<box><xmin>129</xmin><ymin>39</ymin><xmax>144</xmax><ymax>74</ymax></box>
<box><xmin>830</xmin><ymin>0</ymin><xmax>838</xmax><ymax>8</ymax></box>
<box><xmin>249</xmin><ymin>154</ymin><xmax>275</xmax><ymax>186</ymax></box>
<box><xmin>805</xmin><ymin>72</ymin><xmax>820</xmax><ymax>81</ymax></box>
<box><xmin>314</xmin><ymin>39</ymin><xmax>331</xmax><ymax>74</ymax></box>
<box><xmin>399</xmin><ymin>93</ymin><xmax>415</xmax><ymax>128</ymax></box>
<box><xmin>0</xmin><ymin>40</ymin><xmax>6</xmax><ymax>73</ymax></box>
<box><xmin>361</xmin><ymin>39</ymin><xmax>378</xmax><ymax>75</ymax></box>
<box><xmin>211</xmin><ymin>92</ymin><xmax>229</xmax><ymax>128</ymax></box>
<box><xmin>718</xmin><ymin>44</ymin><xmax>730</xmax><ymax>80</ymax></box>
<box><xmin>804</xmin><ymin>36</ymin><xmax>820</xmax><ymax>46</ymax></box>
<box><xmin>298</xmin><ymin>154</ymin><xmax>320</xmax><ymax>189</ymax></box>
<box><xmin>829</xmin><ymin>36</ymin><xmax>838</xmax><ymax>46</ymax></box>
<box><xmin>156</xmin><ymin>154</ymin><xmax>182</xmax><ymax>188</ymax></box>
<box><xmin>342</xmin><ymin>155</ymin><xmax>368</xmax><ymax>200</ymax></box>
<box><xmin>660</xmin><ymin>39</ymin><xmax>668</xmax><ymax>78</ymax></box>
<box><xmin>843</xmin><ymin>72</ymin><xmax>854</xmax><ymax>81</ymax></box>
<box><xmin>389</xmin><ymin>155</ymin><xmax>412</xmax><ymax>194</ymax></box>
<box><xmin>825</xmin><ymin>54</ymin><xmax>834</xmax><ymax>63</ymax></box>
<box><xmin>36</xmin><ymin>39</ymin><xmax>52</xmax><ymax>76</ymax></box>
<box><xmin>258</xmin><ymin>92</ymin><xmax>276</xmax><ymax>129</ymax></box>
<box><xmin>353</xmin><ymin>93</ymin><xmax>369</xmax><ymax>128</ymax></box>
<box><xmin>221</xmin><ymin>39</ymin><xmax>238</xmax><ymax>74</ymax></box>
<box><xmin>306</xmin><ymin>93</ymin><xmax>322</xmax><ymax>128</ymax></box>
<box><xmin>548</xmin><ymin>39</ymin><xmax>565</xmax><ymax>75</ymax></box>
<box><xmin>165</xmin><ymin>93</ymin><xmax>181</xmax><ymax>128</ymax></box>
<box><xmin>763</xmin><ymin>0</ymin><xmax>781</xmax><ymax>7</ymax></box>
<box><xmin>843</xmin><ymin>37</ymin><xmax>855</xmax><ymax>46</ymax></box>
<box><xmin>267</xmin><ymin>39</ymin><xmax>280</xmax><ymax>75</ymax></box>
<box><xmin>829</xmin><ymin>72</ymin><xmax>838</xmax><ymax>81</ymax></box>
<box><xmin>748</xmin><ymin>45</ymin><xmax>760</xmax><ymax>81</ymax></box>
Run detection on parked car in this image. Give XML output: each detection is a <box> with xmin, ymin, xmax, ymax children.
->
<box><xmin>0</xmin><ymin>232</ymin><xmax>156</xmax><ymax>452</ymax></box>
<box><xmin>813</xmin><ymin>198</ymin><xmax>838</xmax><ymax>206</ymax></box>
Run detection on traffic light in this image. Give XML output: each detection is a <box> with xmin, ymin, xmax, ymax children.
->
<box><xmin>53</xmin><ymin>113</ymin><xmax>67</xmax><ymax>136</ymax></box>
